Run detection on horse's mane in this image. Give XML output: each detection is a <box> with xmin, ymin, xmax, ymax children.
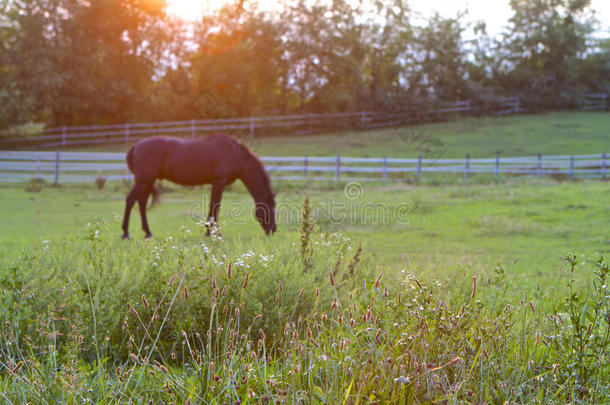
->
<box><xmin>229</xmin><ymin>137</ymin><xmax>273</xmax><ymax>199</ymax></box>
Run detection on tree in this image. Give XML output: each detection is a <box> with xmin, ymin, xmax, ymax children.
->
<box><xmin>190</xmin><ymin>3</ymin><xmax>288</xmax><ymax>118</ymax></box>
<box><xmin>496</xmin><ymin>0</ymin><xmax>595</xmax><ymax>108</ymax></box>
<box><xmin>408</xmin><ymin>13</ymin><xmax>470</xmax><ymax>103</ymax></box>
<box><xmin>578</xmin><ymin>37</ymin><xmax>610</xmax><ymax>94</ymax></box>
<box><xmin>0</xmin><ymin>0</ymin><xmax>173</xmax><ymax>128</ymax></box>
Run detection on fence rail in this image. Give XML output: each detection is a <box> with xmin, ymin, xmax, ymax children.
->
<box><xmin>1</xmin><ymin>151</ymin><xmax>606</xmax><ymax>184</ymax></box>
<box><xmin>1</xmin><ymin>95</ymin><xmax>607</xmax><ymax>150</ymax></box>
<box><xmin>584</xmin><ymin>93</ymin><xmax>608</xmax><ymax>110</ymax></box>
<box><xmin>0</xmin><ymin>97</ymin><xmax>536</xmax><ymax>149</ymax></box>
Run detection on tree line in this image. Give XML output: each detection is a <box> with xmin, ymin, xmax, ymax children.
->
<box><xmin>0</xmin><ymin>0</ymin><xmax>608</xmax><ymax>130</ymax></box>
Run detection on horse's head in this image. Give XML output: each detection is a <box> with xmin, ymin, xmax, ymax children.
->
<box><xmin>255</xmin><ymin>192</ymin><xmax>276</xmax><ymax>235</ymax></box>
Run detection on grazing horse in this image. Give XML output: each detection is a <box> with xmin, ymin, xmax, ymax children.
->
<box><xmin>121</xmin><ymin>135</ymin><xmax>276</xmax><ymax>239</ymax></box>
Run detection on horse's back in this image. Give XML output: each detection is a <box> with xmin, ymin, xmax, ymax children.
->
<box><xmin>129</xmin><ymin>135</ymin><xmax>243</xmax><ymax>185</ymax></box>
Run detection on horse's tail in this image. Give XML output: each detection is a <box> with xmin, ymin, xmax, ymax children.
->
<box><xmin>127</xmin><ymin>145</ymin><xmax>160</xmax><ymax>209</ymax></box>
<box><xmin>126</xmin><ymin>145</ymin><xmax>135</xmax><ymax>174</ymax></box>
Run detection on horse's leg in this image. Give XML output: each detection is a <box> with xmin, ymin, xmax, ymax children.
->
<box><xmin>136</xmin><ymin>183</ymin><xmax>154</xmax><ymax>238</ymax></box>
<box><xmin>121</xmin><ymin>185</ymin><xmax>138</xmax><ymax>239</ymax></box>
<box><xmin>206</xmin><ymin>181</ymin><xmax>226</xmax><ymax>235</ymax></box>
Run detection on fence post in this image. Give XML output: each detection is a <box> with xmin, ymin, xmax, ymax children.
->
<box><xmin>416</xmin><ymin>154</ymin><xmax>422</xmax><ymax>180</ymax></box>
<box><xmin>124</xmin><ymin>123</ymin><xmax>130</xmax><ymax>144</ymax></box>
<box><xmin>495</xmin><ymin>152</ymin><xmax>500</xmax><ymax>181</ymax></box>
<box><xmin>61</xmin><ymin>126</ymin><xmax>66</xmax><ymax>148</ymax></box>
<box><xmin>602</xmin><ymin>152</ymin><xmax>606</xmax><ymax>179</ymax></box>
<box><xmin>191</xmin><ymin>119</ymin><xmax>196</xmax><ymax>138</ymax></box>
<box><xmin>54</xmin><ymin>151</ymin><xmax>60</xmax><ymax>186</ymax></box>
<box><xmin>465</xmin><ymin>153</ymin><xmax>470</xmax><ymax>182</ymax></box>
<box><xmin>250</xmin><ymin>117</ymin><xmax>255</xmax><ymax>138</ymax></box>
<box><xmin>35</xmin><ymin>154</ymin><xmax>40</xmax><ymax>179</ymax></box>
<box><xmin>360</xmin><ymin>111</ymin><xmax>366</xmax><ymax>128</ymax></box>
<box><xmin>515</xmin><ymin>97</ymin><xmax>520</xmax><ymax>114</ymax></box>
<box><xmin>304</xmin><ymin>155</ymin><xmax>308</xmax><ymax>178</ymax></box>
<box><xmin>537</xmin><ymin>153</ymin><xmax>541</xmax><ymax>178</ymax></box>
<box><xmin>335</xmin><ymin>154</ymin><xmax>340</xmax><ymax>180</ymax></box>
<box><xmin>569</xmin><ymin>155</ymin><xmax>574</xmax><ymax>181</ymax></box>
<box><xmin>382</xmin><ymin>156</ymin><xmax>387</xmax><ymax>180</ymax></box>
<box><xmin>603</xmin><ymin>94</ymin><xmax>608</xmax><ymax>110</ymax></box>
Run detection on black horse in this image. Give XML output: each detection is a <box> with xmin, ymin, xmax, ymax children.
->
<box><xmin>121</xmin><ymin>135</ymin><xmax>276</xmax><ymax>239</ymax></box>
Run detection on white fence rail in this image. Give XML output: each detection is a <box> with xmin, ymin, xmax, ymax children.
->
<box><xmin>0</xmin><ymin>151</ymin><xmax>607</xmax><ymax>184</ymax></box>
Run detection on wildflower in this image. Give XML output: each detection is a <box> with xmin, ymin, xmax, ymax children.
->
<box><xmin>374</xmin><ymin>273</ymin><xmax>382</xmax><ymax>288</ymax></box>
<box><xmin>394</xmin><ymin>376</ymin><xmax>410</xmax><ymax>385</ymax></box>
<box><xmin>129</xmin><ymin>305</ymin><xmax>139</xmax><ymax>317</ymax></box>
<box><xmin>471</xmin><ymin>276</ymin><xmax>477</xmax><ymax>298</ymax></box>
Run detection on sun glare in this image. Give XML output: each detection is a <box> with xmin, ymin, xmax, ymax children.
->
<box><xmin>166</xmin><ymin>0</ymin><xmax>610</xmax><ymax>36</ymax></box>
<box><xmin>166</xmin><ymin>0</ymin><xmax>207</xmax><ymax>20</ymax></box>
<box><xmin>165</xmin><ymin>0</ymin><xmax>278</xmax><ymax>20</ymax></box>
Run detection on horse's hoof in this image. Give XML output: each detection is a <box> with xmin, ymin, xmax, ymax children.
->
<box><xmin>122</xmin><ymin>233</ymin><xmax>130</xmax><ymax>240</ymax></box>
<box><xmin>144</xmin><ymin>233</ymin><xmax>153</xmax><ymax>239</ymax></box>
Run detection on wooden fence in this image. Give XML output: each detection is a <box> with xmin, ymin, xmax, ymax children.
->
<box><xmin>1</xmin><ymin>151</ymin><xmax>606</xmax><ymax>184</ymax></box>
<box><xmin>584</xmin><ymin>93</ymin><xmax>608</xmax><ymax>111</ymax></box>
<box><xmin>0</xmin><ymin>98</ymin><xmax>528</xmax><ymax>149</ymax></box>
<box><xmin>1</xmin><ymin>95</ymin><xmax>607</xmax><ymax>150</ymax></box>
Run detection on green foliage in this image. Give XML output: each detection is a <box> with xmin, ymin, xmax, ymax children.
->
<box><xmin>550</xmin><ymin>254</ymin><xmax>610</xmax><ymax>397</ymax></box>
<box><xmin>496</xmin><ymin>0</ymin><xmax>598</xmax><ymax>106</ymax></box>
<box><xmin>0</xmin><ymin>0</ymin><xmax>176</xmax><ymax>127</ymax></box>
<box><xmin>2</xmin><ymin>0</ymin><xmax>607</xmax><ymax>129</ymax></box>
<box><xmin>0</xmin><ymin>219</ymin><xmax>347</xmax><ymax>360</ymax></box>
<box><xmin>299</xmin><ymin>195</ymin><xmax>314</xmax><ymax>270</ymax></box>
<box><xmin>412</xmin><ymin>13</ymin><xmax>471</xmax><ymax>102</ymax></box>
<box><xmin>1</xmin><ymin>218</ymin><xmax>609</xmax><ymax>402</ymax></box>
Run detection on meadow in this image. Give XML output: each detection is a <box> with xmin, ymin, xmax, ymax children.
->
<box><xmin>77</xmin><ymin>111</ymin><xmax>610</xmax><ymax>158</ymax></box>
<box><xmin>1</xmin><ymin>112</ymin><xmax>609</xmax><ymax>403</ymax></box>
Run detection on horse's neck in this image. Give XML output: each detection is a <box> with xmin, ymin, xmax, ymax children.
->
<box><xmin>239</xmin><ymin>160</ymin><xmax>268</xmax><ymax>203</ymax></box>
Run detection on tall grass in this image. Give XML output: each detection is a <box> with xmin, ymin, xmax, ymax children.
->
<box><xmin>0</xmin><ymin>202</ymin><xmax>608</xmax><ymax>403</ymax></box>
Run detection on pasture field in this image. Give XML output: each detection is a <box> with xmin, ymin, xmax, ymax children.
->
<box><xmin>1</xmin><ymin>180</ymin><xmax>608</xmax><ymax>290</ymax></box>
<box><xmin>74</xmin><ymin>111</ymin><xmax>610</xmax><ymax>158</ymax></box>
<box><xmin>1</xmin><ymin>178</ymin><xmax>609</xmax><ymax>403</ymax></box>
<box><xmin>1</xmin><ymin>111</ymin><xmax>609</xmax><ymax>403</ymax></box>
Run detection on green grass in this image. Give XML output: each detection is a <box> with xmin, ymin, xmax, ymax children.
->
<box><xmin>76</xmin><ymin>111</ymin><xmax>610</xmax><ymax>158</ymax></box>
<box><xmin>1</xmin><ymin>111</ymin><xmax>609</xmax><ymax>402</ymax></box>
<box><xmin>1</xmin><ymin>179</ymin><xmax>608</xmax><ymax>302</ymax></box>
<box><xmin>1</xmin><ymin>181</ymin><xmax>609</xmax><ymax>403</ymax></box>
